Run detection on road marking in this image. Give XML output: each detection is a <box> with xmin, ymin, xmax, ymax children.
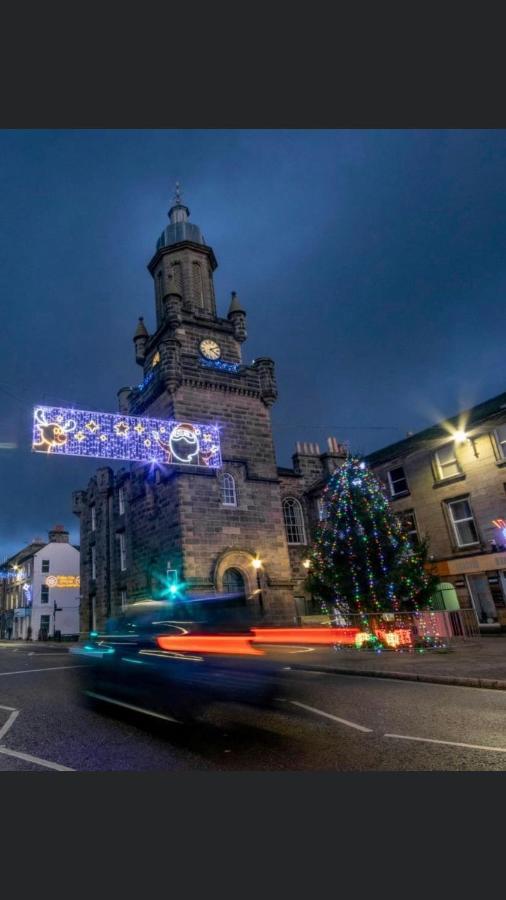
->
<box><xmin>384</xmin><ymin>733</ymin><xmax>506</xmax><ymax>754</ymax></box>
<box><xmin>0</xmin><ymin>665</ymin><xmax>84</xmax><ymax>677</ymax></box>
<box><xmin>0</xmin><ymin>746</ymin><xmax>74</xmax><ymax>771</ymax></box>
<box><xmin>85</xmin><ymin>691</ymin><xmax>180</xmax><ymax>723</ymax></box>
<box><xmin>288</xmin><ymin>699</ymin><xmax>373</xmax><ymax>732</ymax></box>
<box><xmin>0</xmin><ymin>710</ymin><xmax>19</xmax><ymax>742</ymax></box>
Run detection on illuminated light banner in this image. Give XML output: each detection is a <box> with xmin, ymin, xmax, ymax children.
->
<box><xmin>46</xmin><ymin>575</ymin><xmax>80</xmax><ymax>589</ymax></box>
<box><xmin>32</xmin><ymin>405</ymin><xmax>222</xmax><ymax>468</ymax></box>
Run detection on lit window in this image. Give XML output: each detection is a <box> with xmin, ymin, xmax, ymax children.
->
<box><xmin>434</xmin><ymin>443</ymin><xmax>461</xmax><ymax>480</ymax></box>
<box><xmin>41</xmin><ymin>585</ymin><xmax>49</xmax><ymax>604</ymax></box>
<box><xmin>283</xmin><ymin>498</ymin><xmax>307</xmax><ymax>545</ymax></box>
<box><xmin>495</xmin><ymin>425</ymin><xmax>506</xmax><ymax>459</ymax></box>
<box><xmin>121</xmin><ymin>590</ymin><xmax>128</xmax><ymax>610</ymax></box>
<box><xmin>387</xmin><ymin>466</ymin><xmax>409</xmax><ymax>497</ymax></box>
<box><xmin>221</xmin><ymin>473</ymin><xmax>237</xmax><ymax>507</ymax></box>
<box><xmin>447</xmin><ymin>498</ymin><xmax>479</xmax><ymax>547</ymax></box>
<box><xmin>41</xmin><ymin>559</ymin><xmax>50</xmax><ymax>573</ymax></box>
<box><xmin>91</xmin><ymin>505</ymin><xmax>96</xmax><ymax>531</ymax></box>
<box><xmin>118</xmin><ymin>486</ymin><xmax>125</xmax><ymax>516</ymax></box>
<box><xmin>398</xmin><ymin>509</ymin><xmax>419</xmax><ymax>546</ymax></box>
<box><xmin>91</xmin><ymin>545</ymin><xmax>96</xmax><ymax>580</ymax></box>
<box><xmin>317</xmin><ymin>497</ymin><xmax>329</xmax><ymax>521</ymax></box>
<box><xmin>117</xmin><ymin>533</ymin><xmax>126</xmax><ymax>571</ymax></box>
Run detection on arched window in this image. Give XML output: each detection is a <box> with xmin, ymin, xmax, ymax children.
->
<box><xmin>171</xmin><ymin>261</ymin><xmax>182</xmax><ymax>294</ymax></box>
<box><xmin>222</xmin><ymin>567</ymin><xmax>246</xmax><ymax>599</ymax></box>
<box><xmin>283</xmin><ymin>497</ymin><xmax>306</xmax><ymax>544</ymax></box>
<box><xmin>221</xmin><ymin>473</ymin><xmax>237</xmax><ymax>507</ymax></box>
<box><xmin>192</xmin><ymin>261</ymin><xmax>204</xmax><ymax>307</ymax></box>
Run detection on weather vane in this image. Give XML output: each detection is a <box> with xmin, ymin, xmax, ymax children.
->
<box><xmin>174</xmin><ymin>180</ymin><xmax>182</xmax><ymax>204</ymax></box>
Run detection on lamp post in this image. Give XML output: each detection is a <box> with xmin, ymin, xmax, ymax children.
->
<box><xmin>252</xmin><ymin>557</ymin><xmax>264</xmax><ymax>615</ymax></box>
<box><xmin>301</xmin><ymin>558</ymin><xmax>311</xmax><ymax>620</ymax></box>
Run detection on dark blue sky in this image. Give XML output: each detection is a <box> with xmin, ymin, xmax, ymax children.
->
<box><xmin>1</xmin><ymin>129</ymin><xmax>506</xmax><ymax>558</ymax></box>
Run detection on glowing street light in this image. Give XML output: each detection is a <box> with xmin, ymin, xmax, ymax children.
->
<box><xmin>302</xmin><ymin>558</ymin><xmax>311</xmax><ymax>570</ymax></box>
<box><xmin>453</xmin><ymin>430</ymin><xmax>469</xmax><ymax>443</ymax></box>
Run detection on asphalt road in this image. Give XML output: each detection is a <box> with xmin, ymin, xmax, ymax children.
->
<box><xmin>1</xmin><ymin>645</ymin><xmax>506</xmax><ymax>771</ymax></box>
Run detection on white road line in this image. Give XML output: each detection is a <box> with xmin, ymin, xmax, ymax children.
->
<box><xmin>0</xmin><ymin>710</ymin><xmax>19</xmax><ymax>742</ymax></box>
<box><xmin>0</xmin><ymin>703</ymin><xmax>17</xmax><ymax>711</ymax></box>
<box><xmin>384</xmin><ymin>733</ymin><xmax>506</xmax><ymax>754</ymax></box>
<box><xmin>85</xmin><ymin>691</ymin><xmax>180</xmax><ymax>723</ymax></box>
<box><xmin>0</xmin><ymin>746</ymin><xmax>74</xmax><ymax>771</ymax></box>
<box><xmin>288</xmin><ymin>699</ymin><xmax>373</xmax><ymax>732</ymax></box>
<box><xmin>0</xmin><ymin>665</ymin><xmax>84</xmax><ymax>677</ymax></box>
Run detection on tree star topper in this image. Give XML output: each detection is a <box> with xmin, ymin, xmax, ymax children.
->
<box><xmin>32</xmin><ymin>405</ymin><xmax>222</xmax><ymax>468</ymax></box>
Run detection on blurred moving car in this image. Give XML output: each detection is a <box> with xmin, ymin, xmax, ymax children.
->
<box><xmin>70</xmin><ymin>594</ymin><xmax>287</xmax><ymax>723</ymax></box>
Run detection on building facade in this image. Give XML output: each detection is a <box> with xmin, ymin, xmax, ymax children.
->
<box><xmin>366</xmin><ymin>392</ymin><xmax>506</xmax><ymax>631</ymax></box>
<box><xmin>74</xmin><ymin>194</ymin><xmax>346</xmax><ymax>631</ymax></box>
<box><xmin>0</xmin><ymin>526</ymin><xmax>80</xmax><ymax>640</ymax></box>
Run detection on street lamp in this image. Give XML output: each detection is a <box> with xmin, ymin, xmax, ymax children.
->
<box><xmin>252</xmin><ymin>557</ymin><xmax>264</xmax><ymax>614</ymax></box>
<box><xmin>302</xmin><ymin>558</ymin><xmax>311</xmax><ymax>570</ymax></box>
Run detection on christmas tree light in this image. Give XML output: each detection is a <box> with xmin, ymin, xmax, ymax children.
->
<box><xmin>306</xmin><ymin>456</ymin><xmax>440</xmax><ymax>648</ymax></box>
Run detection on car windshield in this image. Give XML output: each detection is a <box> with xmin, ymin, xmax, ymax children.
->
<box><xmin>107</xmin><ymin>594</ymin><xmax>255</xmax><ymax>634</ymax></box>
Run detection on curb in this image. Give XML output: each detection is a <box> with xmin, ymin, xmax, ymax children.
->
<box><xmin>290</xmin><ymin>664</ymin><xmax>506</xmax><ymax>691</ymax></box>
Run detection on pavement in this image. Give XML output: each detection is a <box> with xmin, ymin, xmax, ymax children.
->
<box><xmin>282</xmin><ymin>635</ymin><xmax>506</xmax><ymax>690</ymax></box>
<box><xmin>2</xmin><ymin>643</ymin><xmax>506</xmax><ymax>771</ymax></box>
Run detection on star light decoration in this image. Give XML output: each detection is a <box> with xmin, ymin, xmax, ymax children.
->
<box><xmin>32</xmin><ymin>405</ymin><xmax>222</xmax><ymax>468</ymax></box>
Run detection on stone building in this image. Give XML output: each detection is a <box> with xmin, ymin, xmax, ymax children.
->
<box><xmin>366</xmin><ymin>392</ymin><xmax>506</xmax><ymax>631</ymax></box>
<box><xmin>73</xmin><ymin>193</ymin><xmax>344</xmax><ymax>631</ymax></box>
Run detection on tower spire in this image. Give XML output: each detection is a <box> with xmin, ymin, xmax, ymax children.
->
<box><xmin>168</xmin><ymin>180</ymin><xmax>190</xmax><ymax>224</ymax></box>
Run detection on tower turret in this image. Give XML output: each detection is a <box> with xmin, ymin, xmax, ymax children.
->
<box><xmin>227</xmin><ymin>291</ymin><xmax>247</xmax><ymax>342</ymax></box>
<box><xmin>148</xmin><ymin>184</ymin><xmax>218</xmax><ymax>324</ymax></box>
<box><xmin>133</xmin><ymin>317</ymin><xmax>149</xmax><ymax>366</ymax></box>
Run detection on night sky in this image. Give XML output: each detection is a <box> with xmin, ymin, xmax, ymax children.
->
<box><xmin>1</xmin><ymin>129</ymin><xmax>506</xmax><ymax>558</ymax></box>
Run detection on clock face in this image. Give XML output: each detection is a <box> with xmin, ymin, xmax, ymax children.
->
<box><xmin>199</xmin><ymin>339</ymin><xmax>221</xmax><ymax>361</ymax></box>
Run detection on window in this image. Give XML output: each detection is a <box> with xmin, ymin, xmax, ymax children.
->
<box><xmin>193</xmin><ymin>261</ymin><xmax>204</xmax><ymax>307</ymax></box>
<box><xmin>283</xmin><ymin>498</ymin><xmax>307</xmax><ymax>545</ymax></box>
<box><xmin>495</xmin><ymin>425</ymin><xmax>506</xmax><ymax>459</ymax></box>
<box><xmin>221</xmin><ymin>473</ymin><xmax>237</xmax><ymax>506</ymax></box>
<box><xmin>317</xmin><ymin>497</ymin><xmax>329</xmax><ymax>521</ymax></box>
<box><xmin>434</xmin><ymin>443</ymin><xmax>461</xmax><ymax>480</ymax></box>
<box><xmin>91</xmin><ymin>505</ymin><xmax>96</xmax><ymax>531</ymax></box>
<box><xmin>447</xmin><ymin>498</ymin><xmax>479</xmax><ymax>547</ymax></box>
<box><xmin>120</xmin><ymin>590</ymin><xmax>128</xmax><ymax>610</ymax></box>
<box><xmin>91</xmin><ymin>545</ymin><xmax>96</xmax><ymax>580</ymax></box>
<box><xmin>41</xmin><ymin>585</ymin><xmax>49</xmax><ymax>604</ymax></box>
<box><xmin>398</xmin><ymin>509</ymin><xmax>419</xmax><ymax>546</ymax></box>
<box><xmin>118</xmin><ymin>486</ymin><xmax>125</xmax><ymax>516</ymax></box>
<box><xmin>387</xmin><ymin>466</ymin><xmax>409</xmax><ymax>497</ymax></box>
<box><xmin>41</xmin><ymin>559</ymin><xmax>50</xmax><ymax>573</ymax></box>
<box><xmin>118</xmin><ymin>533</ymin><xmax>126</xmax><ymax>571</ymax></box>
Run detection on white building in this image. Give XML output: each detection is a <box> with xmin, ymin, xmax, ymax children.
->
<box><xmin>0</xmin><ymin>526</ymin><xmax>80</xmax><ymax>640</ymax></box>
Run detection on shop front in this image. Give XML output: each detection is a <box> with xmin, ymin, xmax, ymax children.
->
<box><xmin>432</xmin><ymin>551</ymin><xmax>506</xmax><ymax>630</ymax></box>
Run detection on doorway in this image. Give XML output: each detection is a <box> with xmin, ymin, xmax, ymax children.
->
<box><xmin>466</xmin><ymin>574</ymin><xmax>497</xmax><ymax>623</ymax></box>
<box><xmin>222</xmin><ymin>568</ymin><xmax>246</xmax><ymax>604</ymax></box>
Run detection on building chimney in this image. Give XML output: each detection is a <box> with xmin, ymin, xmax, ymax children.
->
<box><xmin>48</xmin><ymin>524</ymin><xmax>69</xmax><ymax>543</ymax></box>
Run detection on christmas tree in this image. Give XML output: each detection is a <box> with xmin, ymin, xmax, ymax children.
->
<box><xmin>306</xmin><ymin>456</ymin><xmax>438</xmax><ymax>622</ymax></box>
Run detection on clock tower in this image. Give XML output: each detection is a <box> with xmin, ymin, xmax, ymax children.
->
<box><xmin>103</xmin><ymin>188</ymin><xmax>296</xmax><ymax>624</ymax></box>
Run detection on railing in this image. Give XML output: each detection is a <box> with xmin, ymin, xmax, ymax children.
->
<box><xmin>329</xmin><ymin>609</ymin><xmax>481</xmax><ymax>646</ymax></box>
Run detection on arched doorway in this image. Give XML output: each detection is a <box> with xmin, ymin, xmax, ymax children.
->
<box><xmin>222</xmin><ymin>567</ymin><xmax>246</xmax><ymax>605</ymax></box>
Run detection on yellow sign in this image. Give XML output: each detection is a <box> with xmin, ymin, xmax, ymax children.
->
<box><xmin>45</xmin><ymin>575</ymin><xmax>80</xmax><ymax>588</ymax></box>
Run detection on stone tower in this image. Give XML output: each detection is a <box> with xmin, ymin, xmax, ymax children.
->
<box><xmin>75</xmin><ymin>188</ymin><xmax>295</xmax><ymax>629</ymax></box>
